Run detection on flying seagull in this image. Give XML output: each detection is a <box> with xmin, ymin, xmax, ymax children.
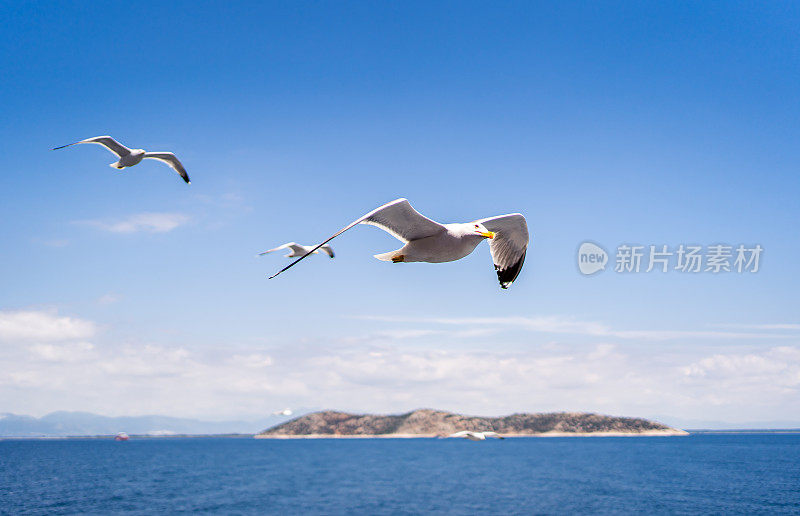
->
<box><xmin>53</xmin><ymin>135</ymin><xmax>190</xmax><ymax>184</ymax></box>
<box><xmin>268</xmin><ymin>198</ymin><xmax>529</xmax><ymax>289</ymax></box>
<box><xmin>449</xmin><ymin>431</ymin><xmax>505</xmax><ymax>441</ymax></box>
<box><xmin>273</xmin><ymin>408</ymin><xmax>293</xmax><ymax>416</ymax></box>
<box><xmin>259</xmin><ymin>242</ymin><xmax>335</xmax><ymax>259</ymax></box>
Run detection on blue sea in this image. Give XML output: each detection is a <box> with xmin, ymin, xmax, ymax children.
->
<box><xmin>1</xmin><ymin>434</ymin><xmax>799</xmax><ymax>514</ymax></box>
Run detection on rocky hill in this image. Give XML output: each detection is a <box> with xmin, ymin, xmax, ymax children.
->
<box><xmin>255</xmin><ymin>409</ymin><xmax>686</xmax><ymax>438</ymax></box>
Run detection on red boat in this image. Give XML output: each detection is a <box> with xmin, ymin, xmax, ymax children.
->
<box><xmin>114</xmin><ymin>432</ymin><xmax>129</xmax><ymax>441</ymax></box>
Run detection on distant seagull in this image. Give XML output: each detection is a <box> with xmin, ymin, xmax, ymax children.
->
<box><xmin>268</xmin><ymin>198</ymin><xmax>529</xmax><ymax>289</ymax></box>
<box><xmin>259</xmin><ymin>242</ymin><xmax>335</xmax><ymax>259</ymax></box>
<box><xmin>449</xmin><ymin>431</ymin><xmax>505</xmax><ymax>441</ymax></box>
<box><xmin>53</xmin><ymin>135</ymin><xmax>190</xmax><ymax>184</ymax></box>
<box><xmin>273</xmin><ymin>408</ymin><xmax>293</xmax><ymax>416</ymax></box>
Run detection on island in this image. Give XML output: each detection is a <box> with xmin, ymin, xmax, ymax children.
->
<box><xmin>254</xmin><ymin>409</ymin><xmax>688</xmax><ymax>438</ymax></box>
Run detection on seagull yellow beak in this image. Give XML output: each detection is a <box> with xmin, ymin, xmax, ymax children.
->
<box><xmin>481</xmin><ymin>231</ymin><xmax>495</xmax><ymax>239</ymax></box>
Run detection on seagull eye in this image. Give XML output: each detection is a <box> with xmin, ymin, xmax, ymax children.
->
<box><xmin>474</xmin><ymin>225</ymin><xmax>479</xmax><ymax>228</ymax></box>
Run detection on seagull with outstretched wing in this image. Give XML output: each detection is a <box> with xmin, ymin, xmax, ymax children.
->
<box><xmin>53</xmin><ymin>135</ymin><xmax>190</xmax><ymax>184</ymax></box>
<box><xmin>449</xmin><ymin>431</ymin><xmax>505</xmax><ymax>441</ymax></box>
<box><xmin>259</xmin><ymin>242</ymin><xmax>335</xmax><ymax>259</ymax></box>
<box><xmin>268</xmin><ymin>198</ymin><xmax>529</xmax><ymax>289</ymax></box>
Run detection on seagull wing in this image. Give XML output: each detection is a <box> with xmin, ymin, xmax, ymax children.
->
<box><xmin>357</xmin><ymin>198</ymin><xmax>446</xmax><ymax>244</ymax></box>
<box><xmin>258</xmin><ymin>242</ymin><xmax>295</xmax><ymax>256</ymax></box>
<box><xmin>53</xmin><ymin>135</ymin><xmax>131</xmax><ymax>159</ymax></box>
<box><xmin>287</xmin><ymin>244</ymin><xmax>312</xmax><ymax>255</ymax></box>
<box><xmin>483</xmin><ymin>431</ymin><xmax>505</xmax><ymax>439</ymax></box>
<box><xmin>143</xmin><ymin>152</ymin><xmax>191</xmax><ymax>184</ymax></box>
<box><xmin>319</xmin><ymin>245</ymin><xmax>335</xmax><ymax>258</ymax></box>
<box><xmin>269</xmin><ymin>198</ymin><xmax>446</xmax><ymax>279</ymax></box>
<box><xmin>476</xmin><ymin>214</ymin><xmax>529</xmax><ymax>289</ymax></box>
<box><xmin>449</xmin><ymin>431</ymin><xmax>471</xmax><ymax>438</ymax></box>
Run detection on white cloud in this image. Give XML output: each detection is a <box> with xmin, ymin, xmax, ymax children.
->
<box><xmin>341</xmin><ymin>327</ymin><xmax>498</xmax><ymax>345</ymax></box>
<box><xmin>712</xmin><ymin>323</ymin><xmax>800</xmax><ymax>331</ymax></box>
<box><xmin>96</xmin><ymin>345</ymin><xmax>191</xmax><ymax>377</ymax></box>
<box><xmin>29</xmin><ymin>342</ymin><xmax>95</xmax><ymax>362</ymax></box>
<box><xmin>682</xmin><ymin>346</ymin><xmax>800</xmax><ymax>381</ymax></box>
<box><xmin>77</xmin><ymin>212</ymin><xmax>190</xmax><ymax>233</ymax></box>
<box><xmin>677</xmin><ymin>346</ymin><xmax>800</xmax><ymax>411</ymax></box>
<box><xmin>230</xmin><ymin>353</ymin><xmax>274</xmax><ymax>368</ymax></box>
<box><xmin>0</xmin><ymin>310</ymin><xmax>96</xmax><ymax>342</ymax></box>
<box><xmin>357</xmin><ymin>315</ymin><xmax>797</xmax><ymax>341</ymax></box>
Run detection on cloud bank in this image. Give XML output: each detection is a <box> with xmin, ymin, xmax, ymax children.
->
<box><xmin>1</xmin><ymin>309</ymin><xmax>799</xmax><ymax>424</ymax></box>
<box><xmin>0</xmin><ymin>310</ymin><xmax>96</xmax><ymax>341</ymax></box>
<box><xmin>76</xmin><ymin>212</ymin><xmax>190</xmax><ymax>233</ymax></box>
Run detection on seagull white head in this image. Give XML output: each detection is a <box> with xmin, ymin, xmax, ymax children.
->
<box><xmin>472</xmin><ymin>222</ymin><xmax>495</xmax><ymax>239</ymax></box>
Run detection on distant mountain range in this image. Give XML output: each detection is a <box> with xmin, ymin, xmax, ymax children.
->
<box><xmin>0</xmin><ymin>411</ymin><xmax>304</xmax><ymax>437</ymax></box>
<box><xmin>257</xmin><ymin>409</ymin><xmax>687</xmax><ymax>437</ymax></box>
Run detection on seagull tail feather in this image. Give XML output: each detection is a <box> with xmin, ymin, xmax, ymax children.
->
<box><xmin>374</xmin><ymin>250</ymin><xmax>400</xmax><ymax>262</ymax></box>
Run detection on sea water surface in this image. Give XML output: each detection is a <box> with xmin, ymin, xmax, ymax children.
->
<box><xmin>2</xmin><ymin>434</ymin><xmax>799</xmax><ymax>514</ymax></box>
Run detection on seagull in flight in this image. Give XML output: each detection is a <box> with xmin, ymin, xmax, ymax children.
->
<box><xmin>259</xmin><ymin>242</ymin><xmax>335</xmax><ymax>259</ymax></box>
<box><xmin>53</xmin><ymin>135</ymin><xmax>190</xmax><ymax>184</ymax></box>
<box><xmin>449</xmin><ymin>431</ymin><xmax>505</xmax><ymax>441</ymax></box>
<box><xmin>268</xmin><ymin>198</ymin><xmax>529</xmax><ymax>289</ymax></box>
<box><xmin>273</xmin><ymin>408</ymin><xmax>293</xmax><ymax>416</ymax></box>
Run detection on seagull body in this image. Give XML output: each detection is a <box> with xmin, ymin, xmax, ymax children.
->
<box><xmin>259</xmin><ymin>242</ymin><xmax>335</xmax><ymax>259</ymax></box>
<box><xmin>372</xmin><ymin>223</ymin><xmax>491</xmax><ymax>264</ymax></box>
<box><xmin>269</xmin><ymin>198</ymin><xmax>529</xmax><ymax>289</ymax></box>
<box><xmin>449</xmin><ymin>431</ymin><xmax>505</xmax><ymax>441</ymax></box>
<box><xmin>273</xmin><ymin>408</ymin><xmax>293</xmax><ymax>416</ymax></box>
<box><xmin>53</xmin><ymin>136</ymin><xmax>190</xmax><ymax>184</ymax></box>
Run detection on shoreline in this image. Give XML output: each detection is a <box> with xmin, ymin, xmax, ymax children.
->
<box><xmin>254</xmin><ymin>429</ymin><xmax>689</xmax><ymax>439</ymax></box>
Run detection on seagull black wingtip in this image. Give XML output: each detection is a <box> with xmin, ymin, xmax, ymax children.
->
<box><xmin>494</xmin><ymin>250</ymin><xmax>526</xmax><ymax>290</ymax></box>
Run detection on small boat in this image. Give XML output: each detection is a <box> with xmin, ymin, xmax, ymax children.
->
<box><xmin>115</xmin><ymin>432</ymin><xmax>129</xmax><ymax>441</ymax></box>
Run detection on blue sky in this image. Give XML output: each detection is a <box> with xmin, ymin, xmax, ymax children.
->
<box><xmin>1</xmin><ymin>1</ymin><xmax>799</xmax><ymax>425</ymax></box>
